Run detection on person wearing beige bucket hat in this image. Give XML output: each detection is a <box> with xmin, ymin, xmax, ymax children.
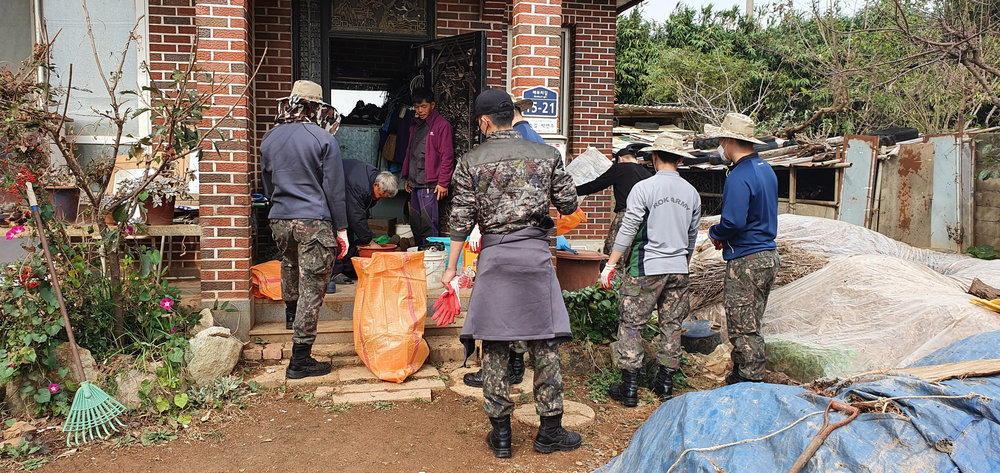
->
<box><xmin>509</xmin><ymin>93</ymin><xmax>546</xmax><ymax>145</ymax></box>
<box><xmin>705</xmin><ymin>112</ymin><xmax>781</xmax><ymax>385</ymax></box>
<box><xmin>261</xmin><ymin>79</ymin><xmax>349</xmax><ymax>380</ymax></box>
<box><xmin>599</xmin><ymin>133</ymin><xmax>701</xmax><ymax>406</ymax></box>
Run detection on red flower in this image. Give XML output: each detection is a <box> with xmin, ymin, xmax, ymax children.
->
<box><xmin>25</xmin><ymin>280</ymin><xmax>39</xmax><ymax>289</ymax></box>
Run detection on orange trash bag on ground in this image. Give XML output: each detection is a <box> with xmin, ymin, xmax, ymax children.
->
<box><xmin>351</xmin><ymin>251</ymin><xmax>430</xmax><ymax>383</ymax></box>
<box><xmin>556</xmin><ymin>208</ymin><xmax>588</xmax><ymax>236</ymax></box>
<box><xmin>251</xmin><ymin>260</ymin><xmax>283</xmax><ymax>300</ymax></box>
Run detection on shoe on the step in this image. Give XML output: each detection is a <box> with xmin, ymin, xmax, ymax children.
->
<box><xmin>325</xmin><ymin>281</ymin><xmax>336</xmax><ymax>294</ymax></box>
<box><xmin>533</xmin><ymin>414</ymin><xmax>582</xmax><ymax>454</ymax></box>
<box><xmin>286</xmin><ymin>343</ymin><xmax>332</xmax><ymax>379</ymax></box>
<box><xmin>463</xmin><ymin>370</ymin><xmax>485</xmax><ymax>388</ymax></box>
<box><xmin>332</xmin><ymin>273</ymin><xmax>354</xmax><ymax>285</ymax></box>
<box><xmin>608</xmin><ymin>369</ymin><xmax>639</xmax><ymax>408</ymax></box>
<box><xmin>650</xmin><ymin>365</ymin><xmax>675</xmax><ymax>401</ymax></box>
<box><xmin>725</xmin><ymin>366</ymin><xmax>760</xmax><ymax>385</ymax></box>
<box><xmin>284</xmin><ymin>300</ymin><xmax>296</xmax><ymax>331</ymax></box>
<box><xmin>485</xmin><ymin>416</ymin><xmax>512</xmax><ymax>458</ymax></box>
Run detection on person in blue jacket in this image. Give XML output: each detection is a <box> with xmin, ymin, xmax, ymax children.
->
<box><xmin>511</xmin><ymin>95</ymin><xmax>546</xmax><ymax>145</ymax></box>
<box><xmin>706</xmin><ymin>113</ymin><xmax>780</xmax><ymax>385</ymax></box>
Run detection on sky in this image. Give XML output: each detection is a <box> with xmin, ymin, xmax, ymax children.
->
<box><xmin>627</xmin><ymin>0</ymin><xmax>866</xmax><ymax>23</ymax></box>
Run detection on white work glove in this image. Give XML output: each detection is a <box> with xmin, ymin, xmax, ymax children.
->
<box><xmin>469</xmin><ymin>225</ymin><xmax>482</xmax><ymax>253</ymax></box>
<box><xmin>600</xmin><ymin>264</ymin><xmax>616</xmax><ymax>290</ymax></box>
<box><xmin>336</xmin><ymin>229</ymin><xmax>349</xmax><ymax>260</ymax></box>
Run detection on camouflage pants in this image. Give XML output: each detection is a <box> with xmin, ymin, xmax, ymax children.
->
<box><xmin>724</xmin><ymin>250</ymin><xmax>780</xmax><ymax>381</ymax></box>
<box><xmin>613</xmin><ymin>272</ymin><xmax>691</xmax><ymax>371</ymax></box>
<box><xmin>270</xmin><ymin>219</ymin><xmax>337</xmax><ymax>345</ymax></box>
<box><xmin>482</xmin><ymin>340</ymin><xmax>563</xmax><ymax>418</ymax></box>
<box><xmin>603</xmin><ymin>211</ymin><xmax>632</xmax><ymax>271</ymax></box>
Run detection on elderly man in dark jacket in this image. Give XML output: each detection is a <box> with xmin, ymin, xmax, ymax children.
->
<box><xmin>328</xmin><ymin>159</ymin><xmax>399</xmax><ymax>288</ymax></box>
<box><xmin>441</xmin><ymin>89</ymin><xmax>581</xmax><ymax>459</ymax></box>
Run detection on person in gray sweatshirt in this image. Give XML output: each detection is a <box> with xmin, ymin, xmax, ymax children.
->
<box><xmin>599</xmin><ymin>133</ymin><xmax>701</xmax><ymax>407</ymax></box>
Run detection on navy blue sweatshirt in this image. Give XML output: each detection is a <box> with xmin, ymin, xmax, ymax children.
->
<box><xmin>342</xmin><ymin>159</ymin><xmax>380</xmax><ymax>245</ymax></box>
<box><xmin>261</xmin><ymin>122</ymin><xmax>347</xmax><ymax>230</ymax></box>
<box><xmin>709</xmin><ymin>154</ymin><xmax>778</xmax><ymax>260</ymax></box>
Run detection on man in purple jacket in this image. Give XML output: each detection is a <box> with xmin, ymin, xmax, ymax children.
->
<box><xmin>402</xmin><ymin>87</ymin><xmax>455</xmax><ymax>247</ymax></box>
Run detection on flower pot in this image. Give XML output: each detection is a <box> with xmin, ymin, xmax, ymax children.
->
<box><xmin>45</xmin><ymin>186</ymin><xmax>80</xmax><ymax>223</ymax></box>
<box><xmin>554</xmin><ymin>250</ymin><xmax>608</xmax><ymax>292</ymax></box>
<box><xmin>358</xmin><ymin>243</ymin><xmax>397</xmax><ymax>258</ymax></box>
<box><xmin>144</xmin><ymin>197</ymin><xmax>176</xmax><ymax>225</ymax></box>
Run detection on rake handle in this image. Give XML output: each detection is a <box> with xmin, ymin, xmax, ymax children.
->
<box><xmin>25</xmin><ymin>183</ymin><xmax>86</xmax><ymax>383</ymax></box>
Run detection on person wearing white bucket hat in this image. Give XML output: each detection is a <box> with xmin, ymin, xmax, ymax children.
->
<box><xmin>262</xmin><ymin>79</ymin><xmax>349</xmax><ymax>380</ymax></box>
<box><xmin>598</xmin><ymin>133</ymin><xmax>701</xmax><ymax>406</ymax></box>
<box><xmin>705</xmin><ymin>112</ymin><xmax>780</xmax><ymax>385</ymax></box>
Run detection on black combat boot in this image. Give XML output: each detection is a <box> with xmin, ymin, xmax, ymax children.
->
<box><xmin>651</xmin><ymin>365</ymin><xmax>675</xmax><ymax>401</ymax></box>
<box><xmin>509</xmin><ymin>352</ymin><xmax>525</xmax><ymax>385</ymax></box>
<box><xmin>463</xmin><ymin>350</ymin><xmax>525</xmax><ymax>388</ymax></box>
<box><xmin>284</xmin><ymin>300</ymin><xmax>296</xmax><ymax>330</ymax></box>
<box><xmin>608</xmin><ymin>369</ymin><xmax>639</xmax><ymax>407</ymax></box>
<box><xmin>533</xmin><ymin>414</ymin><xmax>582</xmax><ymax>453</ymax></box>
<box><xmin>486</xmin><ymin>416</ymin><xmax>512</xmax><ymax>458</ymax></box>
<box><xmin>285</xmin><ymin>343</ymin><xmax>332</xmax><ymax>379</ymax></box>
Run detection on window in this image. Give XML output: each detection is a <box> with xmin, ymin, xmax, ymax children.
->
<box><xmin>0</xmin><ymin>0</ymin><xmax>34</xmax><ymax>70</ymax></box>
<box><xmin>43</xmin><ymin>0</ymin><xmax>149</xmax><ymax>141</ymax></box>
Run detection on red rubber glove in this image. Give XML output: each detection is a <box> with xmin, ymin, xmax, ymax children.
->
<box><xmin>600</xmin><ymin>264</ymin><xmax>616</xmax><ymax>290</ymax></box>
<box><xmin>432</xmin><ymin>279</ymin><xmax>461</xmax><ymax>327</ymax></box>
<box><xmin>337</xmin><ymin>229</ymin><xmax>349</xmax><ymax>260</ymax></box>
<box><xmin>712</xmin><ymin>238</ymin><xmax>723</xmax><ymax>251</ymax></box>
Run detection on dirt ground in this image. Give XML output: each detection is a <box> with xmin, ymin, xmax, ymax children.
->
<box><xmin>22</xmin><ymin>373</ymin><xmax>663</xmax><ymax>473</ymax></box>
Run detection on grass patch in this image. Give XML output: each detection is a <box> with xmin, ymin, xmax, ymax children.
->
<box><xmin>585</xmin><ymin>367</ymin><xmax>622</xmax><ymax>403</ymax></box>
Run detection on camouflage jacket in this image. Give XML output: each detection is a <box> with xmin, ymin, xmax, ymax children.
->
<box><xmin>449</xmin><ymin>130</ymin><xmax>579</xmax><ymax>240</ymax></box>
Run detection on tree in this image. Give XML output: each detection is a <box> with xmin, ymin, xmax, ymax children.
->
<box><xmin>615</xmin><ymin>9</ymin><xmax>656</xmax><ymax>104</ymax></box>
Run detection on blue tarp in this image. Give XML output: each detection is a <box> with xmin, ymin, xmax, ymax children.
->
<box><xmin>595</xmin><ymin>331</ymin><xmax>1000</xmax><ymax>473</ymax></box>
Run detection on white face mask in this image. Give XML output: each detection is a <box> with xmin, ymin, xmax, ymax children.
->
<box><xmin>716</xmin><ymin>145</ymin><xmax>730</xmax><ymax>164</ymax></box>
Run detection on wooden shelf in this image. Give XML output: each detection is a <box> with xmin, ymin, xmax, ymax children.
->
<box><xmin>60</xmin><ymin>224</ymin><xmax>201</xmax><ymax>238</ymax></box>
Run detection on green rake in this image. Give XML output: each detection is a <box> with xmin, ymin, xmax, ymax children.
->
<box><xmin>25</xmin><ymin>183</ymin><xmax>127</xmax><ymax>446</ymax></box>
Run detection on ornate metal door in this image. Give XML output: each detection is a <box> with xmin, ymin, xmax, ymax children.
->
<box><xmin>419</xmin><ymin>31</ymin><xmax>487</xmax><ymax>159</ymax></box>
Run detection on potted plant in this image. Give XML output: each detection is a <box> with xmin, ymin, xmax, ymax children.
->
<box><xmin>44</xmin><ymin>166</ymin><xmax>81</xmax><ymax>223</ymax></box>
<box><xmin>142</xmin><ymin>171</ymin><xmax>193</xmax><ymax>226</ymax></box>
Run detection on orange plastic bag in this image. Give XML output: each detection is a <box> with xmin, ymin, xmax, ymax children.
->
<box><xmin>251</xmin><ymin>260</ymin><xmax>283</xmax><ymax>300</ymax></box>
<box><xmin>351</xmin><ymin>252</ymin><xmax>430</xmax><ymax>383</ymax></box>
<box><xmin>556</xmin><ymin>208</ymin><xmax>588</xmax><ymax>236</ymax></box>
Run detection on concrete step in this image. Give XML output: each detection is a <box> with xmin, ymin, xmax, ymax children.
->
<box><xmin>244</xmin><ymin>337</ymin><xmax>465</xmax><ymax>364</ymax></box>
<box><xmin>250</xmin><ymin>362</ymin><xmax>442</xmax><ymax>389</ymax></box>
<box><xmin>254</xmin><ymin>284</ymin><xmax>473</xmax><ymax>323</ymax></box>
<box><xmin>248</xmin><ymin>316</ymin><xmax>465</xmax><ymax>344</ymax></box>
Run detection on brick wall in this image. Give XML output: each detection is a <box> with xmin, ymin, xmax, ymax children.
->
<box><xmin>252</xmin><ymin>0</ymin><xmax>293</xmax><ymax>160</ymax></box>
<box><xmin>195</xmin><ymin>0</ymin><xmax>255</xmax><ymax>304</ymax></box>
<box><xmin>148</xmin><ymin>0</ymin><xmax>197</xmax><ymax>89</ymax></box>
<box><xmin>435</xmin><ymin>0</ymin><xmax>510</xmax><ymax>89</ymax></box>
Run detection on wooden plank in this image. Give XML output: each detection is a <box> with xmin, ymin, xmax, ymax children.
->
<box><xmin>895</xmin><ymin>359</ymin><xmax>1000</xmax><ymax>383</ymax></box>
<box><xmin>876</xmin><ymin>143</ymin><xmax>934</xmax><ymax>248</ymax></box>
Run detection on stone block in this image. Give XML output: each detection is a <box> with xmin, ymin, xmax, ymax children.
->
<box><xmin>513</xmin><ymin>401</ymin><xmax>595</xmax><ymax>428</ymax></box>
<box><xmin>262</xmin><ymin>343</ymin><xmax>283</xmax><ymax>360</ymax></box>
<box><xmin>326</xmin><ymin>388</ymin><xmax>433</xmax><ymax>404</ymax></box>
<box><xmin>243</xmin><ymin>345</ymin><xmax>263</xmax><ymax>361</ymax></box>
<box><xmin>337</xmin><ymin>364</ymin><xmax>439</xmax><ymax>383</ymax></box>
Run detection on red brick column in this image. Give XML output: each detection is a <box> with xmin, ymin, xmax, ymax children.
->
<box><xmin>510</xmin><ymin>0</ymin><xmax>562</xmax><ymax>100</ymax></box>
<box><xmin>195</xmin><ymin>0</ymin><xmax>255</xmax><ymax>334</ymax></box>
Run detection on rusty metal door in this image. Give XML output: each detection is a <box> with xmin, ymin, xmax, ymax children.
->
<box><xmin>876</xmin><ymin>143</ymin><xmax>934</xmax><ymax>247</ymax></box>
<box><xmin>839</xmin><ymin>135</ymin><xmax>881</xmax><ymax>228</ymax></box>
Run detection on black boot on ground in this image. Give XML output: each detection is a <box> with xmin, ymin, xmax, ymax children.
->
<box><xmin>608</xmin><ymin>369</ymin><xmax>639</xmax><ymax>407</ymax></box>
<box><xmin>509</xmin><ymin>352</ymin><xmax>525</xmax><ymax>384</ymax></box>
<box><xmin>286</xmin><ymin>343</ymin><xmax>332</xmax><ymax>379</ymax></box>
<box><xmin>463</xmin><ymin>350</ymin><xmax>526</xmax><ymax>388</ymax></box>
<box><xmin>486</xmin><ymin>416</ymin><xmax>512</xmax><ymax>458</ymax></box>
<box><xmin>651</xmin><ymin>365</ymin><xmax>675</xmax><ymax>401</ymax></box>
<box><xmin>533</xmin><ymin>414</ymin><xmax>582</xmax><ymax>454</ymax></box>
<box><xmin>284</xmin><ymin>300</ymin><xmax>296</xmax><ymax>330</ymax></box>
<box><xmin>725</xmin><ymin>366</ymin><xmax>757</xmax><ymax>385</ymax></box>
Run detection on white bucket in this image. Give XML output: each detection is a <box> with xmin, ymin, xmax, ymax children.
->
<box><xmin>396</xmin><ymin>224</ymin><xmax>413</xmax><ymax>239</ymax></box>
<box><xmin>407</xmin><ymin>248</ymin><xmax>449</xmax><ymax>290</ymax></box>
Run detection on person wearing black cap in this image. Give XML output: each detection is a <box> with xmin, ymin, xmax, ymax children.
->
<box><xmin>441</xmin><ymin>88</ymin><xmax>582</xmax><ymax>458</ymax></box>
<box><xmin>575</xmin><ymin>146</ymin><xmax>653</xmax><ymax>269</ymax></box>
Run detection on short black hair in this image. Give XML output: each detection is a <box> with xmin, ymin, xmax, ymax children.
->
<box><xmin>485</xmin><ymin>110</ymin><xmax>514</xmax><ymax>128</ymax></box>
<box><xmin>652</xmin><ymin>149</ymin><xmax>684</xmax><ymax>164</ymax></box>
<box><xmin>412</xmin><ymin>87</ymin><xmax>435</xmax><ymax>104</ymax></box>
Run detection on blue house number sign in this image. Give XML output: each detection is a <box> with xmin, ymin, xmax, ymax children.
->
<box><xmin>522</xmin><ymin>87</ymin><xmax>558</xmax><ymax>118</ymax></box>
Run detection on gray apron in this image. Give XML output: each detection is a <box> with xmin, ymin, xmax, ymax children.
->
<box><xmin>460</xmin><ymin>227</ymin><xmax>572</xmax><ymax>344</ymax></box>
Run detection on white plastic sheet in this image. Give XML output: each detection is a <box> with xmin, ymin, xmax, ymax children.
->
<box><xmin>565</xmin><ymin>147</ymin><xmax>612</xmax><ymax>187</ymax></box>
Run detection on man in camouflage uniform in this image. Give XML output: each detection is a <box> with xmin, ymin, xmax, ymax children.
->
<box><xmin>706</xmin><ymin>113</ymin><xmax>780</xmax><ymax>384</ymax></box>
<box><xmin>599</xmin><ymin>134</ymin><xmax>701</xmax><ymax>406</ymax></box>
<box><xmin>262</xmin><ymin>80</ymin><xmax>350</xmax><ymax>380</ymax></box>
<box><xmin>441</xmin><ymin>89</ymin><xmax>581</xmax><ymax>459</ymax></box>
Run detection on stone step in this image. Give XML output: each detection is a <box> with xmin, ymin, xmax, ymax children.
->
<box><xmin>254</xmin><ymin>284</ymin><xmax>473</xmax><ymax>323</ymax></box>
<box><xmin>250</xmin><ymin>363</ymin><xmax>442</xmax><ymax>389</ymax></box>
<box><xmin>248</xmin><ymin>316</ymin><xmax>465</xmax><ymax>344</ymax></box>
<box><xmin>322</xmin><ymin>388</ymin><xmax>433</xmax><ymax>404</ymax></box>
<box><xmin>245</xmin><ymin>337</ymin><xmax>464</xmax><ymax>366</ymax></box>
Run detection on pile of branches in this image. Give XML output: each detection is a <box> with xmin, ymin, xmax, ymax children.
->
<box><xmin>689</xmin><ymin>241</ymin><xmax>829</xmax><ymax>312</ymax></box>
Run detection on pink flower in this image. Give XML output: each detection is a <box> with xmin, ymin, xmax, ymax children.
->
<box><xmin>160</xmin><ymin>297</ymin><xmax>174</xmax><ymax>311</ymax></box>
<box><xmin>124</xmin><ymin>225</ymin><xmax>135</xmax><ymax>236</ymax></box>
<box><xmin>169</xmin><ymin>327</ymin><xmax>177</xmax><ymax>334</ymax></box>
<box><xmin>48</xmin><ymin>383</ymin><xmax>59</xmax><ymax>394</ymax></box>
<box><xmin>5</xmin><ymin>225</ymin><xmax>25</xmax><ymax>240</ymax></box>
